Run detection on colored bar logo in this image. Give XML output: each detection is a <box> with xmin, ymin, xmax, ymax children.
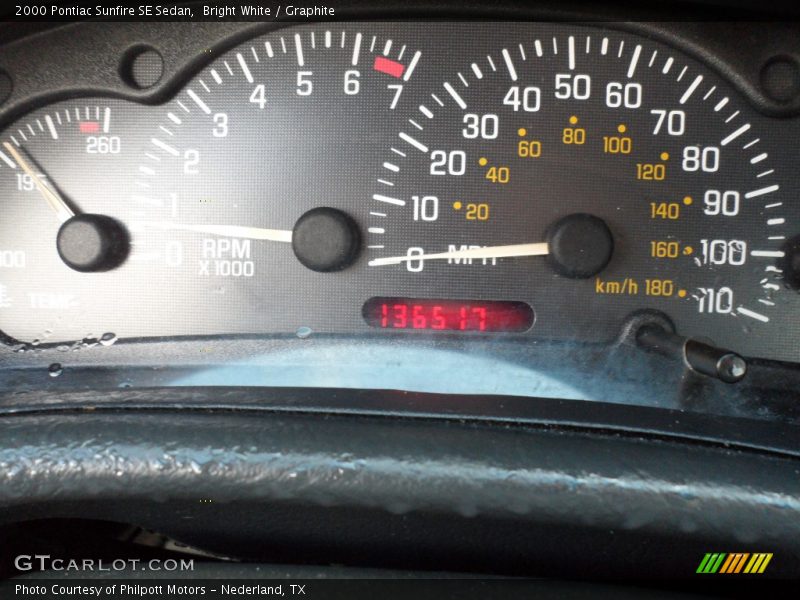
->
<box><xmin>696</xmin><ymin>553</ymin><xmax>773</xmax><ymax>574</ymax></box>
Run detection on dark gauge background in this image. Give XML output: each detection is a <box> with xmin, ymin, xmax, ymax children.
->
<box><xmin>0</xmin><ymin>23</ymin><xmax>797</xmax><ymax>366</ymax></box>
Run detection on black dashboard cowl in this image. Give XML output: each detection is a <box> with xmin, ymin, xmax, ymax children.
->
<box><xmin>1</xmin><ymin>409</ymin><xmax>798</xmax><ymax>579</ymax></box>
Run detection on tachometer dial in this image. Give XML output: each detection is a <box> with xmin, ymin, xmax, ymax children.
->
<box><xmin>0</xmin><ymin>25</ymin><xmax>426</xmax><ymax>343</ymax></box>
<box><xmin>368</xmin><ymin>24</ymin><xmax>797</xmax><ymax>362</ymax></box>
<box><xmin>125</xmin><ymin>25</ymin><xmax>424</xmax><ymax>338</ymax></box>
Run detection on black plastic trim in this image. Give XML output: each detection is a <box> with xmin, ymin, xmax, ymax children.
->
<box><xmin>1</xmin><ymin>409</ymin><xmax>798</xmax><ymax>578</ymax></box>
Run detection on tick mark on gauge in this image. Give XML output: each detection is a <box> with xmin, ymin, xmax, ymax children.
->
<box><xmin>44</xmin><ymin>115</ymin><xmax>58</xmax><ymax>139</ymax></box>
<box><xmin>0</xmin><ymin>149</ymin><xmax>16</xmax><ymax>168</ymax></box>
<box><xmin>627</xmin><ymin>44</ymin><xmax>641</xmax><ymax>77</ymax></box>
<box><xmin>721</xmin><ymin>123</ymin><xmax>750</xmax><ymax>146</ymax></box>
<box><xmin>745</xmin><ymin>184</ymin><xmax>779</xmax><ymax>199</ymax></box>
<box><xmin>351</xmin><ymin>33</ymin><xmax>362</xmax><ymax>65</ymax></box>
<box><xmin>567</xmin><ymin>36</ymin><xmax>576</xmax><ymax>70</ymax></box>
<box><xmin>502</xmin><ymin>48</ymin><xmax>518</xmax><ymax>80</ymax></box>
<box><xmin>737</xmin><ymin>307</ymin><xmax>769</xmax><ymax>323</ymax></box>
<box><xmin>403</xmin><ymin>51</ymin><xmax>422</xmax><ymax>81</ymax></box>
<box><xmin>236</xmin><ymin>53</ymin><xmax>253</xmax><ymax>83</ymax></box>
<box><xmin>443</xmin><ymin>82</ymin><xmax>467</xmax><ymax>109</ymax></box>
<box><xmin>186</xmin><ymin>89</ymin><xmax>211</xmax><ymax>114</ymax></box>
<box><xmin>679</xmin><ymin>75</ymin><xmax>703</xmax><ymax>103</ymax></box>
<box><xmin>399</xmin><ymin>131</ymin><xmax>428</xmax><ymax>153</ymax></box>
<box><xmin>151</xmin><ymin>138</ymin><xmax>179</xmax><ymax>157</ymax></box>
<box><xmin>373</xmin><ymin>194</ymin><xmax>405</xmax><ymax>206</ymax></box>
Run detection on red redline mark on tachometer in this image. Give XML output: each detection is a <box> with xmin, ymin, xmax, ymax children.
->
<box><xmin>373</xmin><ymin>56</ymin><xmax>405</xmax><ymax>78</ymax></box>
<box><xmin>79</xmin><ymin>121</ymin><xmax>100</xmax><ymax>133</ymax></box>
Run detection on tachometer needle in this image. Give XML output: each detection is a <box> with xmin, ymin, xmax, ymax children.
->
<box><xmin>368</xmin><ymin>242</ymin><xmax>550</xmax><ymax>266</ymax></box>
<box><xmin>3</xmin><ymin>142</ymin><xmax>75</xmax><ymax>223</ymax></box>
<box><xmin>138</xmin><ymin>222</ymin><xmax>293</xmax><ymax>243</ymax></box>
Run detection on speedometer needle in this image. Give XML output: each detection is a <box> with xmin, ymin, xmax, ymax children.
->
<box><xmin>3</xmin><ymin>142</ymin><xmax>75</xmax><ymax>222</ymax></box>
<box><xmin>138</xmin><ymin>221</ymin><xmax>293</xmax><ymax>243</ymax></box>
<box><xmin>368</xmin><ymin>242</ymin><xmax>550</xmax><ymax>266</ymax></box>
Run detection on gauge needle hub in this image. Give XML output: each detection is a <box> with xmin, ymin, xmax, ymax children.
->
<box><xmin>368</xmin><ymin>242</ymin><xmax>550</xmax><ymax>266</ymax></box>
<box><xmin>139</xmin><ymin>222</ymin><xmax>293</xmax><ymax>243</ymax></box>
<box><xmin>3</xmin><ymin>142</ymin><xmax>75</xmax><ymax>223</ymax></box>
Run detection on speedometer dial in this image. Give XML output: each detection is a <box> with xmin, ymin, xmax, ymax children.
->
<box><xmin>367</xmin><ymin>24</ymin><xmax>797</xmax><ymax>362</ymax></box>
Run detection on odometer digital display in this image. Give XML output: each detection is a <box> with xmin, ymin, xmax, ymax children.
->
<box><xmin>363</xmin><ymin>297</ymin><xmax>534</xmax><ymax>332</ymax></box>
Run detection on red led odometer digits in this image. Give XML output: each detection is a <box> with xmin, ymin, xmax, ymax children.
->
<box><xmin>363</xmin><ymin>298</ymin><xmax>533</xmax><ymax>333</ymax></box>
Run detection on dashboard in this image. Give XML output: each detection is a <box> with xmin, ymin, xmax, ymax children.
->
<box><xmin>1</xmin><ymin>0</ymin><xmax>800</xmax><ymax>587</ymax></box>
<box><xmin>2</xmin><ymin>17</ymin><xmax>800</xmax><ymax>420</ymax></box>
